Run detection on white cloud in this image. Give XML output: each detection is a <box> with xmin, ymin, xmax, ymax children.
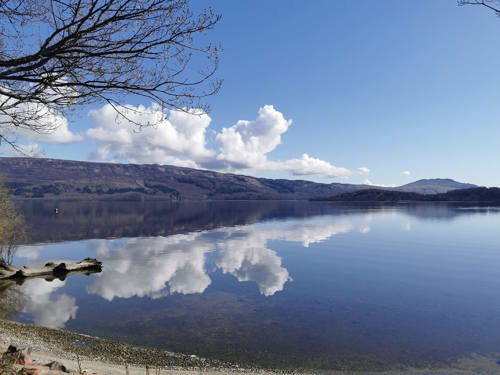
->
<box><xmin>275</xmin><ymin>154</ymin><xmax>351</xmax><ymax>178</ymax></box>
<box><xmin>215</xmin><ymin>105</ymin><xmax>291</xmax><ymax>169</ymax></box>
<box><xmin>86</xmin><ymin>104</ymin><xmax>353</xmax><ymax>179</ymax></box>
<box><xmin>401</xmin><ymin>170</ymin><xmax>411</xmax><ymax>176</ymax></box>
<box><xmin>12</xmin><ymin>119</ymin><xmax>83</xmax><ymax>144</ymax></box>
<box><xmin>358</xmin><ymin>167</ymin><xmax>370</xmax><ymax>175</ymax></box>
<box><xmin>363</xmin><ymin>179</ymin><xmax>396</xmax><ymax>188</ymax></box>
<box><xmin>0</xmin><ymin>143</ymin><xmax>46</xmax><ymax>158</ymax></box>
<box><xmin>0</xmin><ymin>93</ymin><xmax>83</xmax><ymax>157</ymax></box>
<box><xmin>87</xmin><ymin>103</ymin><xmax>214</xmax><ymax>167</ymax></box>
<box><xmin>0</xmin><ymin>98</ymin><xmax>83</xmax><ymax>144</ymax></box>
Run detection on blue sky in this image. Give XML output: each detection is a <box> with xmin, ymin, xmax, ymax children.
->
<box><xmin>4</xmin><ymin>0</ymin><xmax>500</xmax><ymax>187</ymax></box>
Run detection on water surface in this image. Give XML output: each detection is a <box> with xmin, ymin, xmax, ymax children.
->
<box><xmin>4</xmin><ymin>201</ymin><xmax>500</xmax><ymax>371</ymax></box>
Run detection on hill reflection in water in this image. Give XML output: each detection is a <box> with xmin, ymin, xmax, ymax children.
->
<box><xmin>17</xmin><ymin>200</ymin><xmax>499</xmax><ymax>244</ymax></box>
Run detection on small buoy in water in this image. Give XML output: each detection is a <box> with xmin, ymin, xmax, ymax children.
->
<box><xmin>54</xmin><ymin>208</ymin><xmax>59</xmax><ymax>214</ymax></box>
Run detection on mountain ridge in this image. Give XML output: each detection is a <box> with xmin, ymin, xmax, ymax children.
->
<box><xmin>0</xmin><ymin>157</ymin><xmax>477</xmax><ymax>200</ymax></box>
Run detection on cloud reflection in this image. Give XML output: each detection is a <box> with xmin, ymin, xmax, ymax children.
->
<box><xmin>20</xmin><ymin>279</ymin><xmax>78</xmax><ymax>329</ymax></box>
<box><xmin>88</xmin><ymin>218</ymin><xmax>353</xmax><ymax>301</ymax></box>
<box><xmin>88</xmin><ymin>234</ymin><xmax>213</xmax><ymax>300</ymax></box>
<box><xmin>216</xmin><ymin>231</ymin><xmax>292</xmax><ymax>296</ymax></box>
<box><xmin>15</xmin><ymin>245</ymin><xmax>44</xmax><ymax>261</ymax></box>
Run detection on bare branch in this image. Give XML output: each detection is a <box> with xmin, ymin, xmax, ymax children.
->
<box><xmin>0</xmin><ymin>0</ymin><xmax>222</xmax><ymax>147</ymax></box>
<box><xmin>458</xmin><ymin>0</ymin><xmax>500</xmax><ymax>15</ymax></box>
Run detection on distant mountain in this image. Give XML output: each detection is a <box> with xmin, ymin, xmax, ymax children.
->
<box><xmin>318</xmin><ymin>187</ymin><xmax>500</xmax><ymax>203</ymax></box>
<box><xmin>0</xmin><ymin>157</ymin><xmax>479</xmax><ymax>201</ymax></box>
<box><xmin>393</xmin><ymin>178</ymin><xmax>477</xmax><ymax>195</ymax></box>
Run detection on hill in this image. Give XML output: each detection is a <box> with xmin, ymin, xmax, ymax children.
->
<box><xmin>317</xmin><ymin>189</ymin><xmax>423</xmax><ymax>202</ymax></box>
<box><xmin>0</xmin><ymin>157</ymin><xmax>369</xmax><ymax>200</ymax></box>
<box><xmin>395</xmin><ymin>178</ymin><xmax>476</xmax><ymax>194</ymax></box>
<box><xmin>318</xmin><ymin>187</ymin><xmax>500</xmax><ymax>203</ymax></box>
<box><xmin>0</xmin><ymin>157</ymin><xmax>478</xmax><ymax>201</ymax></box>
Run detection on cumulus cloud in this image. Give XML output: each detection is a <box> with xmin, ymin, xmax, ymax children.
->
<box><xmin>0</xmin><ymin>98</ymin><xmax>83</xmax><ymax>145</ymax></box>
<box><xmin>86</xmin><ymin>104</ymin><xmax>352</xmax><ymax>178</ymax></box>
<box><xmin>215</xmin><ymin>105</ymin><xmax>291</xmax><ymax>169</ymax></box>
<box><xmin>401</xmin><ymin>171</ymin><xmax>411</xmax><ymax>176</ymax></box>
<box><xmin>87</xmin><ymin>104</ymin><xmax>214</xmax><ymax>167</ymax></box>
<box><xmin>358</xmin><ymin>167</ymin><xmax>370</xmax><ymax>175</ymax></box>
<box><xmin>10</xmin><ymin>118</ymin><xmax>83</xmax><ymax>144</ymax></box>
<box><xmin>0</xmin><ymin>95</ymin><xmax>83</xmax><ymax>157</ymax></box>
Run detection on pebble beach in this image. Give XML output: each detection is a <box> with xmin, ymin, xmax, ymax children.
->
<box><xmin>2</xmin><ymin>319</ymin><xmax>500</xmax><ymax>375</ymax></box>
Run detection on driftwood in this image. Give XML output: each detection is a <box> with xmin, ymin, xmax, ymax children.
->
<box><xmin>0</xmin><ymin>258</ymin><xmax>102</xmax><ymax>281</ymax></box>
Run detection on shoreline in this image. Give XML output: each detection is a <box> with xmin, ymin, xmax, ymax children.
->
<box><xmin>2</xmin><ymin>320</ymin><xmax>500</xmax><ymax>375</ymax></box>
<box><xmin>0</xmin><ymin>319</ymin><xmax>269</xmax><ymax>374</ymax></box>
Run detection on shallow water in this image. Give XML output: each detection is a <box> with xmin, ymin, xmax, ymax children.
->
<box><xmin>4</xmin><ymin>201</ymin><xmax>500</xmax><ymax>370</ymax></box>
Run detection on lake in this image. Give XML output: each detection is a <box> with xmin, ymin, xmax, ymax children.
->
<box><xmin>4</xmin><ymin>200</ymin><xmax>500</xmax><ymax>371</ymax></box>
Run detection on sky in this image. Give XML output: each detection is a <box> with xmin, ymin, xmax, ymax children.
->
<box><xmin>3</xmin><ymin>0</ymin><xmax>500</xmax><ymax>187</ymax></box>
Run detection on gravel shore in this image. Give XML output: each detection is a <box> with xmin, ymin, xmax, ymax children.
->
<box><xmin>1</xmin><ymin>319</ymin><xmax>500</xmax><ymax>375</ymax></box>
<box><xmin>0</xmin><ymin>319</ymin><xmax>277</xmax><ymax>375</ymax></box>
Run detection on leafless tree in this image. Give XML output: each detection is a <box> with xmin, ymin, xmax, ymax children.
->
<box><xmin>0</xmin><ymin>0</ymin><xmax>221</xmax><ymax>149</ymax></box>
<box><xmin>0</xmin><ymin>176</ymin><xmax>24</xmax><ymax>264</ymax></box>
<box><xmin>459</xmin><ymin>0</ymin><xmax>500</xmax><ymax>15</ymax></box>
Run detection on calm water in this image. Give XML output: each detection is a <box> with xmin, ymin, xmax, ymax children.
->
<box><xmin>4</xmin><ymin>201</ymin><xmax>500</xmax><ymax>370</ymax></box>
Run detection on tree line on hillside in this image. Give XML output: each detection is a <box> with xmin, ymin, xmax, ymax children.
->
<box><xmin>314</xmin><ymin>187</ymin><xmax>500</xmax><ymax>203</ymax></box>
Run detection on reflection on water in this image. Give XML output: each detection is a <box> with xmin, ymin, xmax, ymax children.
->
<box><xmin>17</xmin><ymin>200</ymin><xmax>497</xmax><ymax>245</ymax></box>
<box><xmin>87</xmin><ymin>216</ymin><xmax>350</xmax><ymax>301</ymax></box>
<box><xmin>7</xmin><ymin>202</ymin><xmax>500</xmax><ymax>370</ymax></box>
<box><xmin>20</xmin><ymin>279</ymin><xmax>77</xmax><ymax>328</ymax></box>
<box><xmin>0</xmin><ymin>280</ymin><xmax>22</xmax><ymax>320</ymax></box>
<box><xmin>18</xmin><ymin>200</ymin><xmax>354</xmax><ymax>244</ymax></box>
<box><xmin>0</xmin><ymin>278</ymin><xmax>77</xmax><ymax>328</ymax></box>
